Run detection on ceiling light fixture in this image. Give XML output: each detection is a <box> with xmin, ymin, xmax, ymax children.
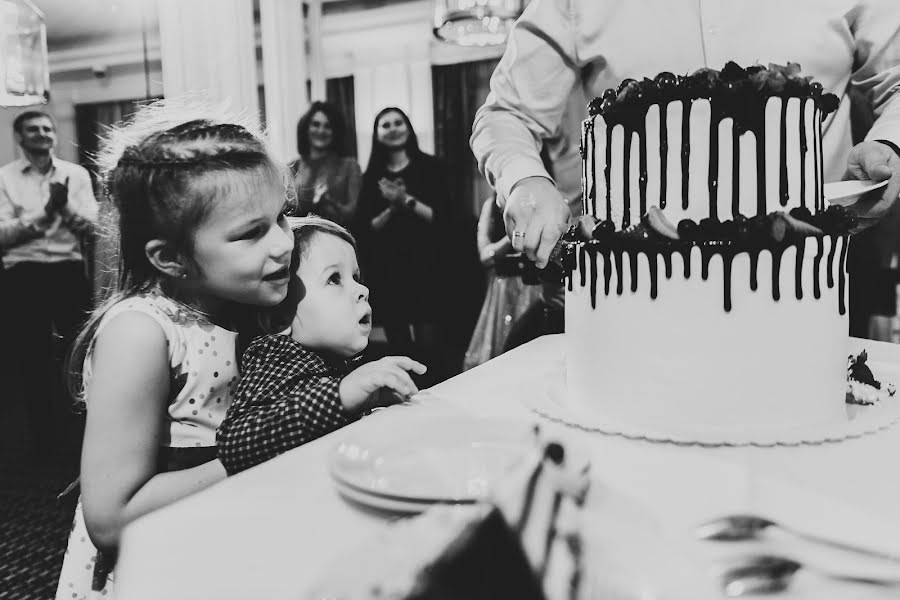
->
<box><xmin>433</xmin><ymin>0</ymin><xmax>527</xmax><ymax>47</ymax></box>
<box><xmin>0</xmin><ymin>0</ymin><xmax>48</xmax><ymax>106</ymax></box>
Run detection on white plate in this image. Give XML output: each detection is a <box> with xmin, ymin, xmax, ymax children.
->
<box><xmin>525</xmin><ymin>362</ymin><xmax>900</xmax><ymax>447</ymax></box>
<box><xmin>333</xmin><ymin>479</ymin><xmax>452</xmax><ymax>515</ymax></box>
<box><xmin>329</xmin><ymin>415</ymin><xmax>534</xmax><ymax>503</ymax></box>
<box><xmin>824</xmin><ymin>179</ymin><xmax>889</xmax><ymax>206</ymax></box>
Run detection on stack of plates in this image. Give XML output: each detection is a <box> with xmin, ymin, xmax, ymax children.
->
<box><xmin>328</xmin><ymin>415</ymin><xmax>535</xmax><ymax>514</ymax></box>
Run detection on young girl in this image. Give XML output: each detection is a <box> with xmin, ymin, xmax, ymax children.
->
<box><xmin>217</xmin><ymin>216</ymin><xmax>426</xmax><ymax>474</ymax></box>
<box><xmin>55</xmin><ymin>101</ymin><xmax>296</xmax><ymax>599</ymax></box>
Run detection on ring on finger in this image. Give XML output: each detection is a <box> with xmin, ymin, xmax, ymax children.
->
<box><xmin>512</xmin><ymin>231</ymin><xmax>526</xmax><ymax>239</ymax></box>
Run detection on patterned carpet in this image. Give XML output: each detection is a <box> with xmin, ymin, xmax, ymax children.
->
<box><xmin>0</xmin><ymin>451</ymin><xmax>77</xmax><ymax>600</ymax></box>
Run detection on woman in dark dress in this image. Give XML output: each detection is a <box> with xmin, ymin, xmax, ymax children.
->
<box><xmin>355</xmin><ymin>107</ymin><xmax>449</xmax><ymax>384</ymax></box>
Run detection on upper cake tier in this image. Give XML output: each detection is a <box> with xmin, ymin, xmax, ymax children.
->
<box><xmin>582</xmin><ymin>62</ymin><xmax>840</xmax><ymax>229</ymax></box>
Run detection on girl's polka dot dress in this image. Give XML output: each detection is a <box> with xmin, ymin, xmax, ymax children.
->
<box><xmin>55</xmin><ymin>292</ymin><xmax>239</xmax><ymax>599</ymax></box>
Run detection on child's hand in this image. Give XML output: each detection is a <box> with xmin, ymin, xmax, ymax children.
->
<box><xmin>339</xmin><ymin>356</ymin><xmax>427</xmax><ymax>414</ymax></box>
<box><xmin>378</xmin><ymin>177</ymin><xmax>407</xmax><ymax>206</ymax></box>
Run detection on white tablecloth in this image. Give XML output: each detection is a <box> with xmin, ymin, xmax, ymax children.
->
<box><xmin>115</xmin><ymin>334</ymin><xmax>900</xmax><ymax>599</ymax></box>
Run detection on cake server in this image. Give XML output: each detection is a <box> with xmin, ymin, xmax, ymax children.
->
<box><xmin>696</xmin><ymin>514</ymin><xmax>900</xmax><ymax>564</ymax></box>
<box><xmin>824</xmin><ymin>179</ymin><xmax>889</xmax><ymax>206</ymax></box>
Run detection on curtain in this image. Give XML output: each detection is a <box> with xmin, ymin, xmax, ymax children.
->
<box><xmin>430</xmin><ymin>59</ymin><xmax>499</xmax><ymax>375</ymax></box>
<box><xmin>432</xmin><ymin>59</ymin><xmax>499</xmax><ymax>217</ymax></box>
<box><xmin>74</xmin><ymin>98</ymin><xmax>161</xmax><ymax>305</ymax></box>
<box><xmin>326</xmin><ymin>75</ymin><xmax>358</xmax><ymax>158</ymax></box>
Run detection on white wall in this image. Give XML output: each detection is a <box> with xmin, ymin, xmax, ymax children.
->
<box><xmin>321</xmin><ymin>0</ymin><xmax>504</xmax><ymax>165</ymax></box>
<box><xmin>1</xmin><ymin>1</ymin><xmax>504</xmax><ymax>169</ymax></box>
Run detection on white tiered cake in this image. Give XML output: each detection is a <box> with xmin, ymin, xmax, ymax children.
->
<box><xmin>565</xmin><ymin>63</ymin><xmax>855</xmax><ymax>441</ymax></box>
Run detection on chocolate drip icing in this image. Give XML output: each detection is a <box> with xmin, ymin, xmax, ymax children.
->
<box><xmin>701</xmin><ymin>247</ymin><xmax>712</xmax><ymax>281</ymax></box>
<box><xmin>613</xmin><ymin>250</ymin><xmax>624</xmax><ymax>295</ymax></box>
<box><xmin>574</xmin><ymin>236</ymin><xmax>848</xmax><ymax>314</ymax></box>
<box><xmin>608</xmin><ymin>105</ymin><xmax>657</xmax><ymax>228</ymax></box>
<box><xmin>732</xmin><ymin>126</ymin><xmax>740</xmax><ymax>218</ymax></box>
<box><xmin>603</xmin><ymin>249</ymin><xmax>612</xmax><ymax>296</ymax></box>
<box><xmin>723</xmin><ymin>253</ymin><xmax>733</xmax><ymax>311</ymax></box>
<box><xmin>588</xmin><ymin>122</ymin><xmax>597</xmax><ymax>217</ymax></box>
<box><xmin>799</xmin><ymin>99</ymin><xmax>807</xmax><ymax>209</ymax></box>
<box><xmin>708</xmin><ymin>112</ymin><xmax>719</xmax><ymax>221</ymax></box>
<box><xmin>579</xmin><ymin>245</ymin><xmax>587</xmax><ymax>289</ymax></box>
<box><xmin>680</xmin><ymin>247</ymin><xmax>692</xmax><ymax>278</ymax></box>
<box><xmin>838</xmin><ymin>238</ymin><xmax>847</xmax><ymax>315</ymax></box>
<box><xmin>628</xmin><ymin>251</ymin><xmax>639</xmax><ymax>292</ymax></box>
<box><xmin>812</xmin><ymin>108</ymin><xmax>820</xmax><ymax>212</ymax></box>
<box><xmin>659</xmin><ymin>104</ymin><xmax>668</xmax><ymax>209</ymax></box>
<box><xmin>681</xmin><ymin>100</ymin><xmax>691</xmax><ymax>210</ymax></box>
<box><xmin>813</xmin><ymin>236</ymin><xmax>823</xmax><ymax>298</ymax></box>
<box><xmin>816</xmin><ymin>111</ymin><xmax>824</xmax><ymax>212</ymax></box>
<box><xmin>747</xmin><ymin>249</ymin><xmax>759</xmax><ymax>292</ymax></box>
<box><xmin>826</xmin><ymin>236</ymin><xmax>837</xmax><ymax>289</ymax></box>
<box><xmin>794</xmin><ymin>239</ymin><xmax>805</xmax><ymax>299</ymax></box>
<box><xmin>638</xmin><ymin>117</ymin><xmax>648</xmax><ymax>217</ymax></box>
<box><xmin>604</xmin><ymin>125</ymin><xmax>613</xmax><ymax>222</ymax></box>
<box><xmin>771</xmin><ymin>246</ymin><xmax>783</xmax><ymax>301</ymax></box>
<box><xmin>778</xmin><ymin>98</ymin><xmax>789</xmax><ymax>206</ymax></box>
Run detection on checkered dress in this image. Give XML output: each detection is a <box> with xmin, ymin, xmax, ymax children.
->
<box><xmin>217</xmin><ymin>334</ymin><xmax>357</xmax><ymax>475</ymax></box>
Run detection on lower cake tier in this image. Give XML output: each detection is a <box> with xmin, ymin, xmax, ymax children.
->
<box><xmin>564</xmin><ymin>235</ymin><xmax>849</xmax><ymax>437</ymax></box>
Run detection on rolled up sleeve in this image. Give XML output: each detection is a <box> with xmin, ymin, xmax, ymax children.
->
<box><xmin>470</xmin><ymin>0</ymin><xmax>580</xmax><ymax>206</ymax></box>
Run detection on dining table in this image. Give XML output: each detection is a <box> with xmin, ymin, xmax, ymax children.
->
<box><xmin>115</xmin><ymin>334</ymin><xmax>900</xmax><ymax>599</ymax></box>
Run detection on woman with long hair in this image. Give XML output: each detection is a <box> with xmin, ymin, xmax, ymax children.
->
<box><xmin>289</xmin><ymin>101</ymin><xmax>361</xmax><ymax>226</ymax></box>
<box><xmin>354</xmin><ymin>107</ymin><xmax>449</xmax><ymax>385</ymax></box>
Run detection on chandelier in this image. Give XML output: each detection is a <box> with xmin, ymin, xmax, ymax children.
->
<box><xmin>433</xmin><ymin>0</ymin><xmax>527</xmax><ymax>47</ymax></box>
<box><xmin>0</xmin><ymin>0</ymin><xmax>48</xmax><ymax>106</ymax></box>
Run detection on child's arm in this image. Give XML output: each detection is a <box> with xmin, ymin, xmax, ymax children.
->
<box><xmin>218</xmin><ymin>339</ymin><xmax>427</xmax><ymax>475</ymax></box>
<box><xmin>217</xmin><ymin>372</ymin><xmax>353</xmax><ymax>475</ymax></box>
<box><xmin>80</xmin><ymin>312</ymin><xmax>227</xmax><ymax>552</ymax></box>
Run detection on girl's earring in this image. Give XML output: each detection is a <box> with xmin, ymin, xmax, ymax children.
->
<box><xmin>179</xmin><ymin>272</ymin><xmax>188</xmax><ymax>280</ymax></box>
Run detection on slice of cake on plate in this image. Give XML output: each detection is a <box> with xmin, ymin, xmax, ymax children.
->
<box><xmin>302</xmin><ymin>440</ymin><xmax>589</xmax><ymax>600</ymax></box>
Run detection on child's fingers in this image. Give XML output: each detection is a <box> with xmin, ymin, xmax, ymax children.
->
<box><xmin>384</xmin><ymin>356</ymin><xmax>427</xmax><ymax>375</ymax></box>
<box><xmin>379</xmin><ymin>367</ymin><xmax>418</xmax><ymax>398</ymax></box>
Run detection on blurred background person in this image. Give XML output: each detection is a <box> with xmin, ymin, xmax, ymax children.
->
<box><xmin>462</xmin><ymin>191</ymin><xmax>541</xmax><ymax>371</ymax></box>
<box><xmin>0</xmin><ymin>110</ymin><xmax>97</xmax><ymax>464</ymax></box>
<box><xmin>354</xmin><ymin>107</ymin><xmax>448</xmax><ymax>386</ymax></box>
<box><xmin>289</xmin><ymin>101</ymin><xmax>361</xmax><ymax>227</ymax></box>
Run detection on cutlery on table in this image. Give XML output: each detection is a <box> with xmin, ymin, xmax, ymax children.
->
<box><xmin>718</xmin><ymin>554</ymin><xmax>900</xmax><ymax>597</ymax></box>
<box><xmin>695</xmin><ymin>514</ymin><xmax>900</xmax><ymax>564</ymax></box>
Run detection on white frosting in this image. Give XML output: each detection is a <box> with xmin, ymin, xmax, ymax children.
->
<box><xmin>587</xmin><ymin>97</ymin><xmax>824</xmax><ymax>227</ymax></box>
<box><xmin>572</xmin><ymin>92</ymin><xmax>848</xmax><ymax>439</ymax></box>
<box><xmin>565</xmin><ymin>237</ymin><xmax>849</xmax><ymax>436</ymax></box>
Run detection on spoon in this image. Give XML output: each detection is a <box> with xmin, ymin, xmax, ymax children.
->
<box><xmin>719</xmin><ymin>554</ymin><xmax>900</xmax><ymax>597</ymax></box>
<box><xmin>696</xmin><ymin>514</ymin><xmax>900</xmax><ymax>564</ymax></box>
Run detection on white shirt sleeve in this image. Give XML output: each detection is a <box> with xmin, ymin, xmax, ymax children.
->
<box><xmin>852</xmin><ymin>0</ymin><xmax>900</xmax><ymax>147</ymax></box>
<box><xmin>69</xmin><ymin>166</ymin><xmax>99</xmax><ymax>223</ymax></box>
<box><xmin>470</xmin><ymin>0</ymin><xmax>580</xmax><ymax>207</ymax></box>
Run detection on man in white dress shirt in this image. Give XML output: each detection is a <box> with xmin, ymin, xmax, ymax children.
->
<box><xmin>0</xmin><ymin>110</ymin><xmax>98</xmax><ymax>462</ymax></box>
<box><xmin>471</xmin><ymin>0</ymin><xmax>900</xmax><ymax>344</ymax></box>
<box><xmin>472</xmin><ymin>0</ymin><xmax>900</xmax><ymax>267</ymax></box>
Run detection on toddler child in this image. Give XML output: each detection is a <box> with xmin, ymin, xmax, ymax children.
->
<box><xmin>217</xmin><ymin>216</ymin><xmax>426</xmax><ymax>474</ymax></box>
<box><xmin>56</xmin><ymin>100</ymin><xmax>296</xmax><ymax>599</ymax></box>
